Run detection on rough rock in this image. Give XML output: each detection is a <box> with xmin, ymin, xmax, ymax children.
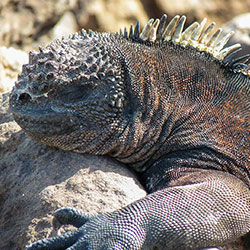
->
<box><xmin>75</xmin><ymin>0</ymin><xmax>149</xmax><ymax>32</ymax></box>
<box><xmin>0</xmin><ymin>0</ymin><xmax>78</xmax><ymax>51</ymax></box>
<box><xmin>0</xmin><ymin>93</ymin><xmax>146</xmax><ymax>250</ymax></box>
<box><xmin>0</xmin><ymin>47</ymin><xmax>28</xmax><ymax>93</ymax></box>
<box><xmin>1</xmin><ymin>0</ymin><xmax>250</xmax><ymax>52</ymax></box>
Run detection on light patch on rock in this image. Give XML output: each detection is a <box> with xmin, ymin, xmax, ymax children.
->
<box><xmin>0</xmin><ymin>47</ymin><xmax>28</xmax><ymax>93</ymax></box>
<box><xmin>222</xmin><ymin>13</ymin><xmax>250</xmax><ymax>57</ymax></box>
<box><xmin>52</xmin><ymin>11</ymin><xmax>79</xmax><ymax>40</ymax></box>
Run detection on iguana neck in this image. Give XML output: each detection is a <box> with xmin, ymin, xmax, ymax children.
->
<box><xmin>109</xmin><ymin>41</ymin><xmax>250</xmax><ymax>172</ymax></box>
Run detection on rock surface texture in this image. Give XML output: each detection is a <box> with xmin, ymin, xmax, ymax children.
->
<box><xmin>1</xmin><ymin>0</ymin><xmax>250</xmax><ymax>51</ymax></box>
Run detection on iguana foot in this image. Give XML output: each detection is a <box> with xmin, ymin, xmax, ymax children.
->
<box><xmin>27</xmin><ymin>206</ymin><xmax>146</xmax><ymax>250</ymax></box>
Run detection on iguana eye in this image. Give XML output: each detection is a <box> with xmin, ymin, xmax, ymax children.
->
<box><xmin>57</xmin><ymin>84</ymin><xmax>94</xmax><ymax>102</ymax></box>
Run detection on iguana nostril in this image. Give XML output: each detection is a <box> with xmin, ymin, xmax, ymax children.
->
<box><xmin>18</xmin><ymin>92</ymin><xmax>31</xmax><ymax>104</ymax></box>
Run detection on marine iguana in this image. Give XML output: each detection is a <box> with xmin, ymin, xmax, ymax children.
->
<box><xmin>9</xmin><ymin>14</ymin><xmax>250</xmax><ymax>250</ymax></box>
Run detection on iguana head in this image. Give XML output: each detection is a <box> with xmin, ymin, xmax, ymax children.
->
<box><xmin>10</xmin><ymin>14</ymin><xmax>249</xmax><ymax>163</ymax></box>
<box><xmin>9</xmin><ymin>29</ymin><xmax>134</xmax><ymax>155</ymax></box>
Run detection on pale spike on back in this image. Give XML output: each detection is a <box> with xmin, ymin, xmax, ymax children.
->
<box><xmin>124</xmin><ymin>14</ymin><xmax>244</xmax><ymax>63</ymax></box>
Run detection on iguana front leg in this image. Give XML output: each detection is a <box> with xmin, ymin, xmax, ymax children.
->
<box><xmin>27</xmin><ymin>171</ymin><xmax>250</xmax><ymax>250</ymax></box>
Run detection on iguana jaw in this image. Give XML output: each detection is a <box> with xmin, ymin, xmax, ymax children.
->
<box><xmin>11</xmin><ymin>108</ymin><xmax>74</xmax><ymax>137</ymax></box>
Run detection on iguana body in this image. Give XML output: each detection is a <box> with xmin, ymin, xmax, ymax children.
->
<box><xmin>9</xmin><ymin>14</ymin><xmax>250</xmax><ymax>249</ymax></box>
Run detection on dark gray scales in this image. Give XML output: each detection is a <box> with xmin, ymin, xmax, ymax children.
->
<box><xmin>9</xmin><ymin>14</ymin><xmax>250</xmax><ymax>249</ymax></box>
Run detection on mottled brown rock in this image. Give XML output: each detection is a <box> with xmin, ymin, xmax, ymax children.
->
<box><xmin>0</xmin><ymin>93</ymin><xmax>146</xmax><ymax>250</ymax></box>
<box><xmin>0</xmin><ymin>0</ymin><xmax>78</xmax><ymax>51</ymax></box>
<box><xmin>75</xmin><ymin>0</ymin><xmax>149</xmax><ymax>32</ymax></box>
<box><xmin>154</xmin><ymin>0</ymin><xmax>250</xmax><ymax>26</ymax></box>
<box><xmin>1</xmin><ymin>0</ymin><xmax>249</xmax><ymax>52</ymax></box>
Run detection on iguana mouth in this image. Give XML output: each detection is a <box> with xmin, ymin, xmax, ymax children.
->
<box><xmin>11</xmin><ymin>109</ymin><xmax>75</xmax><ymax>137</ymax></box>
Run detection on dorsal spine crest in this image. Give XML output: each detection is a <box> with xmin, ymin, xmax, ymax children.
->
<box><xmin>117</xmin><ymin>14</ymin><xmax>250</xmax><ymax>73</ymax></box>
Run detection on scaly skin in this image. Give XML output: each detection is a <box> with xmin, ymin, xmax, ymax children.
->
<box><xmin>9</xmin><ymin>14</ymin><xmax>250</xmax><ymax>249</ymax></box>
